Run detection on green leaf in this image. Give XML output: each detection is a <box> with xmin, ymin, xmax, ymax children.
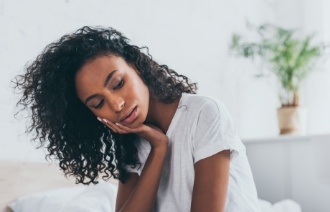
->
<box><xmin>229</xmin><ymin>23</ymin><xmax>328</xmax><ymax>104</ymax></box>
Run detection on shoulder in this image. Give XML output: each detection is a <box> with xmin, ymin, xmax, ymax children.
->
<box><xmin>182</xmin><ymin>94</ymin><xmax>234</xmax><ymax>137</ymax></box>
<box><xmin>183</xmin><ymin>94</ymin><xmax>227</xmax><ymax>116</ymax></box>
<box><xmin>186</xmin><ymin>94</ymin><xmax>238</xmax><ymax>140</ymax></box>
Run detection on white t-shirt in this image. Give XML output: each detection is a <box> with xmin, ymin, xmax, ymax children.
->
<box><xmin>126</xmin><ymin>93</ymin><xmax>261</xmax><ymax>212</ymax></box>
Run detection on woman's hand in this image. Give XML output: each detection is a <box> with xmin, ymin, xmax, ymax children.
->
<box><xmin>98</xmin><ymin>117</ymin><xmax>168</xmax><ymax>149</ymax></box>
<box><xmin>98</xmin><ymin>117</ymin><xmax>168</xmax><ymax>212</ymax></box>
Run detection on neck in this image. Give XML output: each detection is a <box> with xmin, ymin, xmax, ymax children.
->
<box><xmin>145</xmin><ymin>96</ymin><xmax>181</xmax><ymax>133</ymax></box>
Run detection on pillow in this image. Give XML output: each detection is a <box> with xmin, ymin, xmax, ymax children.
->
<box><xmin>59</xmin><ymin>182</ymin><xmax>117</xmax><ymax>212</ymax></box>
<box><xmin>9</xmin><ymin>181</ymin><xmax>117</xmax><ymax>212</ymax></box>
<box><xmin>258</xmin><ymin>198</ymin><xmax>302</xmax><ymax>212</ymax></box>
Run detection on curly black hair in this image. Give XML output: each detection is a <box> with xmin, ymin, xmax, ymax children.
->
<box><xmin>13</xmin><ymin>26</ymin><xmax>197</xmax><ymax>184</ymax></box>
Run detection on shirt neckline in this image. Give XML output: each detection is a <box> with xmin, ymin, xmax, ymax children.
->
<box><xmin>165</xmin><ymin>93</ymin><xmax>188</xmax><ymax>138</ymax></box>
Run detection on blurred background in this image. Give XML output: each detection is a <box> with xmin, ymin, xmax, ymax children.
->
<box><xmin>0</xmin><ymin>0</ymin><xmax>329</xmax><ymax>211</ymax></box>
<box><xmin>2</xmin><ymin>0</ymin><xmax>329</xmax><ymax>160</ymax></box>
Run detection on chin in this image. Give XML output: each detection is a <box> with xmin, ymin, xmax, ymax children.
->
<box><xmin>123</xmin><ymin>116</ymin><xmax>144</xmax><ymax>129</ymax></box>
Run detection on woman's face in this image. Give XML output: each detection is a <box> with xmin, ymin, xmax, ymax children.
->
<box><xmin>75</xmin><ymin>55</ymin><xmax>150</xmax><ymax>128</ymax></box>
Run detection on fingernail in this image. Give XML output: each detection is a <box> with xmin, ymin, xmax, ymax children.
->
<box><xmin>115</xmin><ymin>123</ymin><xmax>120</xmax><ymax>126</ymax></box>
<box><xmin>102</xmin><ymin>119</ymin><xmax>108</xmax><ymax>124</ymax></box>
<box><xmin>97</xmin><ymin>117</ymin><xmax>102</xmax><ymax>122</ymax></box>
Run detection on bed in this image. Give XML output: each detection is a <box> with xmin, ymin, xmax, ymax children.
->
<box><xmin>0</xmin><ymin>161</ymin><xmax>118</xmax><ymax>212</ymax></box>
<box><xmin>1</xmin><ymin>161</ymin><xmax>301</xmax><ymax>212</ymax></box>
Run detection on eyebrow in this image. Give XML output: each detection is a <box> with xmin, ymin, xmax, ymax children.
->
<box><xmin>84</xmin><ymin>70</ymin><xmax>117</xmax><ymax>104</ymax></box>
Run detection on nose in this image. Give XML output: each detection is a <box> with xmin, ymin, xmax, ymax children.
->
<box><xmin>109</xmin><ymin>96</ymin><xmax>125</xmax><ymax>113</ymax></box>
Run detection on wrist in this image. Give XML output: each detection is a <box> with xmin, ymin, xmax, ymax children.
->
<box><xmin>138</xmin><ymin>125</ymin><xmax>169</xmax><ymax>149</ymax></box>
<box><xmin>151</xmin><ymin>140</ymin><xmax>168</xmax><ymax>151</ymax></box>
<box><xmin>150</xmin><ymin>143</ymin><xmax>168</xmax><ymax>158</ymax></box>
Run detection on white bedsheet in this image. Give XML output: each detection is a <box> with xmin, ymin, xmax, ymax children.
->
<box><xmin>9</xmin><ymin>181</ymin><xmax>117</xmax><ymax>212</ymax></box>
<box><xmin>9</xmin><ymin>182</ymin><xmax>301</xmax><ymax>212</ymax></box>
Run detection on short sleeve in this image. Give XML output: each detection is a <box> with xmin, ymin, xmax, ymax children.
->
<box><xmin>192</xmin><ymin>99</ymin><xmax>244</xmax><ymax>164</ymax></box>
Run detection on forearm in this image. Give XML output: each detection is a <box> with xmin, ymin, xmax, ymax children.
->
<box><xmin>118</xmin><ymin>146</ymin><xmax>167</xmax><ymax>212</ymax></box>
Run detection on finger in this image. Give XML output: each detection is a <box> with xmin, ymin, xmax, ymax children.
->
<box><xmin>114</xmin><ymin>122</ymin><xmax>136</xmax><ymax>133</ymax></box>
<box><xmin>107</xmin><ymin>121</ymin><xmax>125</xmax><ymax>133</ymax></box>
<box><xmin>104</xmin><ymin>120</ymin><xmax>119</xmax><ymax>133</ymax></box>
<box><xmin>97</xmin><ymin>117</ymin><xmax>119</xmax><ymax>133</ymax></box>
<box><xmin>103</xmin><ymin>119</ymin><xmax>131</xmax><ymax>134</ymax></box>
<box><xmin>114</xmin><ymin>122</ymin><xmax>141</xmax><ymax>134</ymax></box>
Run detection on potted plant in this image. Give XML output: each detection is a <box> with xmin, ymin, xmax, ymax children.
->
<box><xmin>230</xmin><ymin>23</ymin><xmax>327</xmax><ymax>135</ymax></box>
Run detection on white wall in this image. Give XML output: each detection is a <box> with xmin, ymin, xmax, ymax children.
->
<box><xmin>245</xmin><ymin>134</ymin><xmax>330</xmax><ymax>212</ymax></box>
<box><xmin>302</xmin><ymin>0</ymin><xmax>330</xmax><ymax>136</ymax></box>
<box><xmin>0</xmin><ymin>0</ymin><xmax>329</xmax><ymax>162</ymax></box>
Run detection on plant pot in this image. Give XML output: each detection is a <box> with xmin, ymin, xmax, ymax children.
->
<box><xmin>277</xmin><ymin>106</ymin><xmax>307</xmax><ymax>135</ymax></box>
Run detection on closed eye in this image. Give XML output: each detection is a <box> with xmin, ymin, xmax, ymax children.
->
<box><xmin>94</xmin><ymin>99</ymin><xmax>104</xmax><ymax>109</ymax></box>
<box><xmin>93</xmin><ymin>79</ymin><xmax>124</xmax><ymax>109</ymax></box>
<box><xmin>114</xmin><ymin>79</ymin><xmax>124</xmax><ymax>90</ymax></box>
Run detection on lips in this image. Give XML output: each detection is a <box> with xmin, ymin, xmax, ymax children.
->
<box><xmin>120</xmin><ymin>106</ymin><xmax>138</xmax><ymax>124</ymax></box>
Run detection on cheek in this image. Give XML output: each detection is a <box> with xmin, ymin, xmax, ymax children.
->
<box><xmin>133</xmin><ymin>81</ymin><xmax>149</xmax><ymax>103</ymax></box>
<box><xmin>127</xmin><ymin>76</ymin><xmax>149</xmax><ymax>98</ymax></box>
<box><xmin>88</xmin><ymin>105</ymin><xmax>115</xmax><ymax>122</ymax></box>
<box><xmin>130</xmin><ymin>79</ymin><xmax>149</xmax><ymax>118</ymax></box>
<box><xmin>139</xmin><ymin>85</ymin><xmax>150</xmax><ymax>114</ymax></box>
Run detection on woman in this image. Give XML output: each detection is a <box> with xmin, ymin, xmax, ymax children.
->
<box><xmin>14</xmin><ymin>26</ymin><xmax>261</xmax><ymax>212</ymax></box>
